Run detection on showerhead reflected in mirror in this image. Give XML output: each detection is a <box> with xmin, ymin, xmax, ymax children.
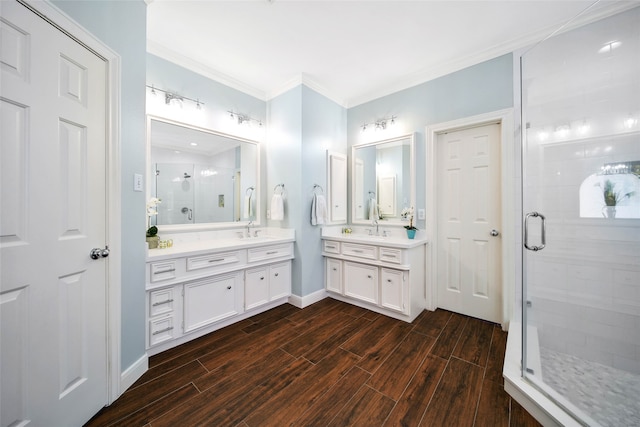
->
<box><xmin>147</xmin><ymin>116</ymin><xmax>259</xmax><ymax>230</ymax></box>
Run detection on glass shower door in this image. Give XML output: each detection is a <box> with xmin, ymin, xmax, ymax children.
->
<box><xmin>521</xmin><ymin>5</ymin><xmax>640</xmax><ymax>426</ymax></box>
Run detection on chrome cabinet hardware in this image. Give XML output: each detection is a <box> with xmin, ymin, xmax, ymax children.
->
<box><xmin>490</xmin><ymin>229</ymin><xmax>500</xmax><ymax>237</ymax></box>
<box><xmin>153</xmin><ymin>268</ymin><xmax>175</xmax><ymax>274</ymax></box>
<box><xmin>152</xmin><ymin>326</ymin><xmax>174</xmax><ymax>335</ymax></box>
<box><xmin>208</xmin><ymin>258</ymin><xmax>225</xmax><ymax>263</ymax></box>
<box><xmin>266</xmin><ymin>251</ymin><xmax>277</xmax><ymax>255</ymax></box>
<box><xmin>152</xmin><ymin>299</ymin><xmax>174</xmax><ymax>306</ymax></box>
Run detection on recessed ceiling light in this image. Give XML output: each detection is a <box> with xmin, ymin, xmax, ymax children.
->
<box><xmin>190</xmin><ymin>142</ymin><xmax>198</xmax><ymax>146</ymax></box>
<box><xmin>598</xmin><ymin>40</ymin><xmax>621</xmax><ymax>54</ymax></box>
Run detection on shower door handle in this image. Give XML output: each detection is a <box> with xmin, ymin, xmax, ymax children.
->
<box><xmin>524</xmin><ymin>211</ymin><xmax>546</xmax><ymax>251</ymax></box>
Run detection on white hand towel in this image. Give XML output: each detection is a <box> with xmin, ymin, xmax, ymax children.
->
<box><xmin>368</xmin><ymin>197</ymin><xmax>378</xmax><ymax>220</ymax></box>
<box><xmin>271</xmin><ymin>194</ymin><xmax>284</xmax><ymax>221</ymax></box>
<box><xmin>311</xmin><ymin>193</ymin><xmax>327</xmax><ymax>225</ymax></box>
<box><xmin>243</xmin><ymin>195</ymin><xmax>252</xmax><ymax>219</ymax></box>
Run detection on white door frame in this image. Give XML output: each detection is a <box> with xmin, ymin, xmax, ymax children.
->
<box><xmin>426</xmin><ymin>109</ymin><xmax>514</xmax><ymax>329</ymax></box>
<box><xmin>22</xmin><ymin>0</ymin><xmax>123</xmax><ymax>403</ymax></box>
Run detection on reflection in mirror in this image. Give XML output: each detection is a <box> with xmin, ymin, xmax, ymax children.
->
<box><xmin>352</xmin><ymin>134</ymin><xmax>415</xmax><ymax>225</ymax></box>
<box><xmin>148</xmin><ymin>116</ymin><xmax>259</xmax><ymax>229</ymax></box>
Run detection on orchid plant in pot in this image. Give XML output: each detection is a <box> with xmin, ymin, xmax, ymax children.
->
<box><xmin>401</xmin><ymin>206</ymin><xmax>417</xmax><ymax>239</ymax></box>
<box><xmin>146</xmin><ymin>197</ymin><xmax>161</xmax><ymax>248</ymax></box>
<box><xmin>598</xmin><ymin>179</ymin><xmax>634</xmax><ymax>219</ymax></box>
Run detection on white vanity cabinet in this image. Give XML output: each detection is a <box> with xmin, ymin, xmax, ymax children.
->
<box><xmin>245</xmin><ymin>261</ymin><xmax>291</xmax><ymax>311</ymax></box>
<box><xmin>322</xmin><ymin>236</ymin><xmax>426</xmax><ymax>322</ymax></box>
<box><xmin>146</xmin><ymin>237</ymin><xmax>294</xmax><ymax>356</ymax></box>
<box><xmin>183</xmin><ymin>272</ymin><xmax>244</xmax><ymax>333</ymax></box>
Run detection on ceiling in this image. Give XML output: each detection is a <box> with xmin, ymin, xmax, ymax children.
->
<box><xmin>146</xmin><ymin>0</ymin><xmax>634</xmax><ymax>107</ymax></box>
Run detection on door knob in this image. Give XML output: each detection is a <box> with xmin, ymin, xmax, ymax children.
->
<box><xmin>90</xmin><ymin>246</ymin><xmax>110</xmax><ymax>259</ymax></box>
<box><xmin>490</xmin><ymin>229</ymin><xmax>500</xmax><ymax>237</ymax></box>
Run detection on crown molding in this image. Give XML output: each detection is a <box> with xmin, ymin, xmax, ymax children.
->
<box><xmin>147</xmin><ymin>40</ymin><xmax>267</xmax><ymax>101</ymax></box>
<box><xmin>266</xmin><ymin>73</ymin><xmax>347</xmax><ymax>107</ymax></box>
<box><xmin>346</xmin><ymin>1</ymin><xmax>638</xmax><ymax>107</ymax></box>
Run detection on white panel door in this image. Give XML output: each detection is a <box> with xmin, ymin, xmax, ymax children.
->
<box><xmin>0</xmin><ymin>2</ymin><xmax>108</xmax><ymax>426</ymax></box>
<box><xmin>436</xmin><ymin>123</ymin><xmax>502</xmax><ymax>323</ymax></box>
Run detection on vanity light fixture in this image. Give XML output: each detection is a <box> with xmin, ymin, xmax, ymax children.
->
<box><xmin>227</xmin><ymin>110</ymin><xmax>263</xmax><ymax>127</ymax></box>
<box><xmin>146</xmin><ymin>84</ymin><xmax>205</xmax><ymax>109</ymax></box>
<box><xmin>361</xmin><ymin>115</ymin><xmax>397</xmax><ymax>132</ymax></box>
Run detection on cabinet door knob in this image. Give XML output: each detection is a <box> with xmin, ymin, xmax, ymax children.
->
<box><xmin>367</xmin><ymin>275</ymin><xmax>372</xmax><ymax>279</ymax></box>
<box><xmin>274</xmin><ymin>273</ymin><xmax>279</xmax><ymax>277</ymax></box>
<box><xmin>260</xmin><ymin>277</ymin><xmax>265</xmax><ymax>280</ymax></box>
<box><xmin>227</xmin><ymin>286</ymin><xmax>232</xmax><ymax>290</ymax></box>
<box><xmin>387</xmin><ymin>279</ymin><xmax>392</xmax><ymax>283</ymax></box>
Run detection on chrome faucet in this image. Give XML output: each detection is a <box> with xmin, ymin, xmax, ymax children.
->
<box><xmin>373</xmin><ymin>219</ymin><xmax>379</xmax><ymax>236</ymax></box>
<box><xmin>246</xmin><ymin>220</ymin><xmax>253</xmax><ymax>238</ymax></box>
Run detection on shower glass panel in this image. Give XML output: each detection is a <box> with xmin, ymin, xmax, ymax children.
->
<box><xmin>155</xmin><ymin>163</ymin><xmax>195</xmax><ymax>225</ymax></box>
<box><xmin>154</xmin><ymin>162</ymin><xmax>240</xmax><ymax>225</ymax></box>
<box><xmin>521</xmin><ymin>6</ymin><xmax>640</xmax><ymax>426</ymax></box>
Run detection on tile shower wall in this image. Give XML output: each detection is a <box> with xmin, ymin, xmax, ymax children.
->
<box><xmin>527</xmin><ymin>133</ymin><xmax>640</xmax><ymax>374</ymax></box>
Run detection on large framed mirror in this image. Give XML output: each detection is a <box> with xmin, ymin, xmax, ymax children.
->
<box><xmin>147</xmin><ymin>116</ymin><xmax>260</xmax><ymax>231</ymax></box>
<box><xmin>351</xmin><ymin>133</ymin><xmax>415</xmax><ymax>226</ymax></box>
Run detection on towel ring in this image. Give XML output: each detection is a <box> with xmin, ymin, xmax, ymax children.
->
<box><xmin>313</xmin><ymin>184</ymin><xmax>324</xmax><ymax>193</ymax></box>
<box><xmin>245</xmin><ymin>186</ymin><xmax>255</xmax><ymax>196</ymax></box>
<box><xmin>274</xmin><ymin>183</ymin><xmax>285</xmax><ymax>194</ymax></box>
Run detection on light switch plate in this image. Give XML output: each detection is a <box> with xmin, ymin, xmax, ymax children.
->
<box><xmin>418</xmin><ymin>209</ymin><xmax>425</xmax><ymax>220</ymax></box>
<box><xmin>133</xmin><ymin>173</ymin><xmax>143</xmax><ymax>192</ymax></box>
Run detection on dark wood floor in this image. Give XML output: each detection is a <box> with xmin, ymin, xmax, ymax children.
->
<box><xmin>86</xmin><ymin>298</ymin><xmax>541</xmax><ymax>426</ymax></box>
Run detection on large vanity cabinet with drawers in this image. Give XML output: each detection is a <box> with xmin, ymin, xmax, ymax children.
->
<box><xmin>145</xmin><ymin>232</ymin><xmax>294</xmax><ymax>355</ymax></box>
<box><xmin>322</xmin><ymin>233</ymin><xmax>427</xmax><ymax>322</ymax></box>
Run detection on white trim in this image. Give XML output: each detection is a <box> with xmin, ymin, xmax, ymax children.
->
<box><xmin>426</xmin><ymin>109</ymin><xmax>514</xmax><ymax>328</ymax></box>
<box><xmin>23</xmin><ymin>0</ymin><xmax>124</xmax><ymax>404</ymax></box>
<box><xmin>267</xmin><ymin>73</ymin><xmax>347</xmax><ymax>107</ymax></box>
<box><xmin>288</xmin><ymin>289</ymin><xmax>327</xmax><ymax>309</ymax></box>
<box><xmin>119</xmin><ymin>353</ymin><xmax>148</xmax><ymax>393</ymax></box>
<box><xmin>147</xmin><ymin>40</ymin><xmax>266</xmax><ymax>101</ymax></box>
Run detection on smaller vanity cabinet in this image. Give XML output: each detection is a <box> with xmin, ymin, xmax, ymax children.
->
<box><xmin>323</xmin><ymin>237</ymin><xmax>426</xmax><ymax>322</ymax></box>
<box><xmin>245</xmin><ymin>261</ymin><xmax>291</xmax><ymax>311</ymax></box>
<box><xmin>146</xmin><ymin>240</ymin><xmax>294</xmax><ymax>355</ymax></box>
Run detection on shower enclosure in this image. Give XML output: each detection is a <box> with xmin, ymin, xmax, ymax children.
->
<box><xmin>153</xmin><ymin>162</ymin><xmax>239</xmax><ymax>225</ymax></box>
<box><xmin>520</xmin><ymin>5</ymin><xmax>639</xmax><ymax>426</ymax></box>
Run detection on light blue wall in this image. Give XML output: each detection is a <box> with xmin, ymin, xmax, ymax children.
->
<box><xmin>348</xmin><ymin>53</ymin><xmax>514</xmax><ymax>229</ymax></box>
<box><xmin>266</xmin><ymin>87</ymin><xmax>303</xmax><ymax>293</ymax></box>
<box><xmin>147</xmin><ymin>54</ymin><xmax>266</xmax><ymax>127</ymax></box>
<box><xmin>51</xmin><ymin>0</ymin><xmax>148</xmax><ymax>372</ymax></box>
<box><xmin>300</xmin><ymin>86</ymin><xmax>348</xmax><ymax>296</ymax></box>
<box><xmin>266</xmin><ymin>86</ymin><xmax>347</xmax><ymax>297</ymax></box>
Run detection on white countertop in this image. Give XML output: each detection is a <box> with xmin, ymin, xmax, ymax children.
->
<box><xmin>147</xmin><ymin>228</ymin><xmax>295</xmax><ymax>261</ymax></box>
<box><xmin>321</xmin><ymin>226</ymin><xmax>428</xmax><ymax>249</ymax></box>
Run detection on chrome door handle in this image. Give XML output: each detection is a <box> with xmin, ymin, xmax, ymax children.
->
<box><xmin>490</xmin><ymin>229</ymin><xmax>500</xmax><ymax>237</ymax></box>
<box><xmin>524</xmin><ymin>212</ymin><xmax>546</xmax><ymax>251</ymax></box>
<box><xmin>90</xmin><ymin>245</ymin><xmax>110</xmax><ymax>259</ymax></box>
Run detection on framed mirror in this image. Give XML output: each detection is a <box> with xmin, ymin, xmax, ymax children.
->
<box><xmin>351</xmin><ymin>133</ymin><xmax>415</xmax><ymax>226</ymax></box>
<box><xmin>147</xmin><ymin>116</ymin><xmax>260</xmax><ymax>231</ymax></box>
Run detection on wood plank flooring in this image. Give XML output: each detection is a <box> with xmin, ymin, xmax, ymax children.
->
<box><xmin>85</xmin><ymin>298</ymin><xmax>541</xmax><ymax>427</ymax></box>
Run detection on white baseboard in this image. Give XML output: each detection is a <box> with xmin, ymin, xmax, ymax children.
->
<box><xmin>288</xmin><ymin>289</ymin><xmax>327</xmax><ymax>308</ymax></box>
<box><xmin>119</xmin><ymin>353</ymin><xmax>148</xmax><ymax>396</ymax></box>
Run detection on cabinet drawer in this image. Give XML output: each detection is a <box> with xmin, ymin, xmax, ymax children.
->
<box><xmin>323</xmin><ymin>240</ymin><xmax>341</xmax><ymax>254</ymax></box>
<box><xmin>150</xmin><ymin>260</ymin><xmax>179</xmax><ymax>283</ymax></box>
<box><xmin>248</xmin><ymin>243</ymin><xmax>293</xmax><ymax>262</ymax></box>
<box><xmin>149</xmin><ymin>287</ymin><xmax>177</xmax><ymax>317</ymax></box>
<box><xmin>187</xmin><ymin>251</ymin><xmax>242</xmax><ymax>272</ymax></box>
<box><xmin>149</xmin><ymin>315</ymin><xmax>177</xmax><ymax>347</ymax></box>
<box><xmin>379</xmin><ymin>247</ymin><xmax>402</xmax><ymax>264</ymax></box>
<box><xmin>342</xmin><ymin>243</ymin><xmax>377</xmax><ymax>260</ymax></box>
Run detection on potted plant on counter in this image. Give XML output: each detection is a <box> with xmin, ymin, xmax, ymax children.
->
<box><xmin>146</xmin><ymin>197</ymin><xmax>161</xmax><ymax>248</ymax></box>
<box><xmin>401</xmin><ymin>206</ymin><xmax>417</xmax><ymax>239</ymax></box>
<box><xmin>600</xmin><ymin>179</ymin><xmax>634</xmax><ymax>219</ymax></box>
